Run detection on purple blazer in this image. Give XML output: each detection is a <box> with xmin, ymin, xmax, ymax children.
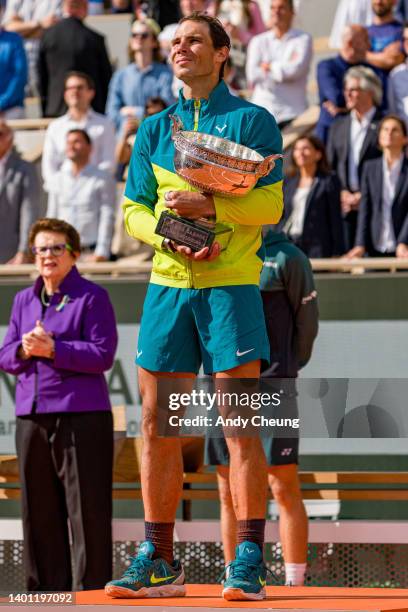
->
<box><xmin>0</xmin><ymin>266</ymin><xmax>118</xmax><ymax>416</ymax></box>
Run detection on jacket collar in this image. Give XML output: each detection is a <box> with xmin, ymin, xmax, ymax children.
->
<box><xmin>176</xmin><ymin>80</ymin><xmax>229</xmax><ymax>117</ymax></box>
<box><xmin>33</xmin><ymin>265</ymin><xmax>82</xmax><ymax>298</ymax></box>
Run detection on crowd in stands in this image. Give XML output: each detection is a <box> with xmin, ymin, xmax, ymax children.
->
<box><xmin>0</xmin><ymin>0</ymin><xmax>408</xmax><ymax>265</ymax></box>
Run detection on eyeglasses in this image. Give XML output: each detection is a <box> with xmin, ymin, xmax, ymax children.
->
<box><xmin>31</xmin><ymin>244</ymin><xmax>73</xmax><ymax>257</ymax></box>
<box><xmin>131</xmin><ymin>32</ymin><xmax>150</xmax><ymax>39</ymax></box>
<box><xmin>344</xmin><ymin>87</ymin><xmax>363</xmax><ymax>94</ymax></box>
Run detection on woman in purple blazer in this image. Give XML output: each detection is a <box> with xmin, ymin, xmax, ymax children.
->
<box><xmin>0</xmin><ymin>218</ymin><xmax>118</xmax><ymax>592</ymax></box>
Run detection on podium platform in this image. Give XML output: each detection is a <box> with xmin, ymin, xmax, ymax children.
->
<box><xmin>72</xmin><ymin>585</ymin><xmax>408</xmax><ymax>611</ymax></box>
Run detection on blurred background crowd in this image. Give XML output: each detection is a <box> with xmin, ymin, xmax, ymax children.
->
<box><xmin>0</xmin><ymin>0</ymin><xmax>408</xmax><ymax>265</ymax></box>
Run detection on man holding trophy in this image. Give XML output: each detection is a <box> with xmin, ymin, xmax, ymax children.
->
<box><xmin>105</xmin><ymin>12</ymin><xmax>283</xmax><ymax>602</ymax></box>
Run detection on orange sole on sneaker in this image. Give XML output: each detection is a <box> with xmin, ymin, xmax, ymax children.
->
<box><xmin>105</xmin><ymin>584</ymin><xmax>186</xmax><ymax>598</ymax></box>
<box><xmin>222</xmin><ymin>586</ymin><xmax>266</xmax><ymax>601</ymax></box>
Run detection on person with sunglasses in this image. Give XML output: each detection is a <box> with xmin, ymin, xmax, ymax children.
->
<box><xmin>106</xmin><ymin>18</ymin><xmax>175</xmax><ymax>133</ymax></box>
<box><xmin>0</xmin><ymin>218</ymin><xmax>118</xmax><ymax>591</ymax></box>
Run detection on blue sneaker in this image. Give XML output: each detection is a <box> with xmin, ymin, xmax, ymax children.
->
<box><xmin>105</xmin><ymin>541</ymin><xmax>185</xmax><ymax>598</ymax></box>
<box><xmin>222</xmin><ymin>541</ymin><xmax>268</xmax><ymax>601</ymax></box>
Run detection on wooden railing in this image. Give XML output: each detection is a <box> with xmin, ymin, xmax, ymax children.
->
<box><xmin>1</xmin><ymin>257</ymin><xmax>407</xmax><ymax>279</ymax></box>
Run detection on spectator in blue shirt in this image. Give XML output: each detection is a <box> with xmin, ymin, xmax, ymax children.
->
<box><xmin>316</xmin><ymin>25</ymin><xmax>371</xmax><ymax>143</ymax></box>
<box><xmin>0</xmin><ymin>1</ymin><xmax>27</xmax><ymax>119</ymax></box>
<box><xmin>366</xmin><ymin>0</ymin><xmax>404</xmax><ymax>78</ymax></box>
<box><xmin>106</xmin><ymin>18</ymin><xmax>175</xmax><ymax>132</ymax></box>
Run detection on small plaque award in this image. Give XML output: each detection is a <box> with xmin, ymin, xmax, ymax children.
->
<box><xmin>156</xmin><ymin>212</ymin><xmax>215</xmax><ymax>252</ymax></box>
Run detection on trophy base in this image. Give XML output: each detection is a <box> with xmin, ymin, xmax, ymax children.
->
<box><xmin>155</xmin><ymin>212</ymin><xmax>217</xmax><ymax>252</ymax></box>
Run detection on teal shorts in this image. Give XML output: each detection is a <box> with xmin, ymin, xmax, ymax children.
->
<box><xmin>136</xmin><ymin>283</ymin><xmax>270</xmax><ymax>374</ymax></box>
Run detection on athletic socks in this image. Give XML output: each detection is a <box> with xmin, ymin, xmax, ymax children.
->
<box><xmin>144</xmin><ymin>521</ymin><xmax>175</xmax><ymax>565</ymax></box>
<box><xmin>236</xmin><ymin>519</ymin><xmax>266</xmax><ymax>550</ymax></box>
<box><xmin>285</xmin><ymin>562</ymin><xmax>307</xmax><ymax>586</ymax></box>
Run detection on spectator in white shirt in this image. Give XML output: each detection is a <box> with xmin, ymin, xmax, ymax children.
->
<box><xmin>246</xmin><ymin>0</ymin><xmax>312</xmax><ymax>128</ymax></box>
<box><xmin>42</xmin><ymin>71</ymin><xmax>115</xmax><ymax>191</ymax></box>
<box><xmin>46</xmin><ymin>128</ymin><xmax>116</xmax><ymax>262</ymax></box>
<box><xmin>388</xmin><ymin>23</ymin><xmax>408</xmax><ymax>128</ymax></box>
<box><xmin>346</xmin><ymin>114</ymin><xmax>408</xmax><ymax>258</ymax></box>
<box><xmin>327</xmin><ymin>66</ymin><xmax>383</xmax><ymax>249</ymax></box>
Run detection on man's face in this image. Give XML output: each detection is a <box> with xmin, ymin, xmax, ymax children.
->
<box><xmin>344</xmin><ymin>77</ymin><xmax>374</xmax><ymax>111</ymax></box>
<box><xmin>0</xmin><ymin>123</ymin><xmax>13</xmax><ymax>159</ymax></box>
<box><xmin>270</xmin><ymin>0</ymin><xmax>294</xmax><ymax>30</ymax></box>
<box><xmin>372</xmin><ymin>0</ymin><xmax>395</xmax><ymax>18</ymax></box>
<box><xmin>63</xmin><ymin>0</ymin><xmax>88</xmax><ymax>19</ymax></box>
<box><xmin>179</xmin><ymin>0</ymin><xmax>206</xmax><ymax>17</ymax></box>
<box><xmin>171</xmin><ymin>20</ymin><xmax>228</xmax><ymax>83</ymax></box>
<box><xmin>66</xmin><ymin>132</ymin><xmax>91</xmax><ymax>164</ymax></box>
<box><xmin>64</xmin><ymin>76</ymin><xmax>94</xmax><ymax>110</ymax></box>
<box><xmin>342</xmin><ymin>26</ymin><xmax>370</xmax><ymax>62</ymax></box>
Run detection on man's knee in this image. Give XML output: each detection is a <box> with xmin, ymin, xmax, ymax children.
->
<box><xmin>226</xmin><ymin>436</ymin><xmax>265</xmax><ymax>461</ymax></box>
<box><xmin>141</xmin><ymin>404</ymin><xmax>158</xmax><ymax>440</ymax></box>
<box><xmin>268</xmin><ymin>467</ymin><xmax>302</xmax><ymax>509</ymax></box>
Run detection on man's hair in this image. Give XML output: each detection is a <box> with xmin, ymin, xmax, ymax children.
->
<box><xmin>64</xmin><ymin>71</ymin><xmax>95</xmax><ymax>90</ymax></box>
<box><xmin>178</xmin><ymin>12</ymin><xmax>231</xmax><ymax>79</ymax></box>
<box><xmin>28</xmin><ymin>218</ymin><xmax>81</xmax><ymax>254</ymax></box>
<box><xmin>379</xmin><ymin>114</ymin><xmax>408</xmax><ymax>138</ymax></box>
<box><xmin>344</xmin><ymin>65</ymin><xmax>383</xmax><ymax>107</ymax></box>
<box><xmin>67</xmin><ymin>128</ymin><xmax>92</xmax><ymax>145</ymax></box>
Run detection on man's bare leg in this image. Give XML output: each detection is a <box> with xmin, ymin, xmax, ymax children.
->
<box><xmin>138</xmin><ymin>367</ymin><xmax>196</xmax><ymax>523</ymax></box>
<box><xmin>216</xmin><ymin>360</ymin><xmax>268</xmax><ymax>522</ymax></box>
<box><xmin>216</xmin><ymin>466</ymin><xmax>237</xmax><ymax>565</ymax></box>
<box><xmin>268</xmin><ymin>464</ymin><xmax>308</xmax><ymax>585</ymax></box>
<box><xmin>104</xmin><ymin>367</ymin><xmax>195</xmax><ymax>598</ymax></box>
<box><xmin>216</xmin><ymin>360</ymin><xmax>268</xmax><ymax>601</ymax></box>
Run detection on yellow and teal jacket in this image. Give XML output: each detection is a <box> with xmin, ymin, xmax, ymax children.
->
<box><xmin>123</xmin><ymin>80</ymin><xmax>283</xmax><ymax>289</ymax></box>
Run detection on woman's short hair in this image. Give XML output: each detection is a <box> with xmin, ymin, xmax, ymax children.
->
<box><xmin>288</xmin><ymin>135</ymin><xmax>331</xmax><ymax>177</ymax></box>
<box><xmin>344</xmin><ymin>65</ymin><xmax>383</xmax><ymax>107</ymax></box>
<box><xmin>28</xmin><ymin>218</ymin><xmax>81</xmax><ymax>254</ymax></box>
<box><xmin>378</xmin><ymin>113</ymin><xmax>408</xmax><ymax>138</ymax></box>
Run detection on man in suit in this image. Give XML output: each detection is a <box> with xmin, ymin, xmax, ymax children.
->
<box><xmin>327</xmin><ymin>65</ymin><xmax>383</xmax><ymax>250</ymax></box>
<box><xmin>315</xmin><ymin>25</ymin><xmax>384</xmax><ymax>143</ymax></box>
<box><xmin>38</xmin><ymin>0</ymin><xmax>112</xmax><ymax>117</ymax></box>
<box><xmin>345</xmin><ymin>115</ymin><xmax>408</xmax><ymax>258</ymax></box>
<box><xmin>0</xmin><ymin>121</ymin><xmax>40</xmax><ymax>264</ymax></box>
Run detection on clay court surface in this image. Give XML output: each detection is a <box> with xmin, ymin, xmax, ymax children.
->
<box><xmin>71</xmin><ymin>585</ymin><xmax>408</xmax><ymax>611</ymax></box>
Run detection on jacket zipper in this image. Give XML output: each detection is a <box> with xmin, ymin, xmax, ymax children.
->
<box><xmin>187</xmin><ymin>99</ymin><xmax>202</xmax><ymax>288</ymax></box>
<box><xmin>193</xmin><ymin>99</ymin><xmax>200</xmax><ymax>132</ymax></box>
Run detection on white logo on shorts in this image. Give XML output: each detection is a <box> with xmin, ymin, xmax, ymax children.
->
<box><xmin>137</xmin><ymin>350</ymin><xmax>143</xmax><ymax>358</ymax></box>
<box><xmin>281</xmin><ymin>448</ymin><xmax>293</xmax><ymax>456</ymax></box>
<box><xmin>236</xmin><ymin>348</ymin><xmax>255</xmax><ymax>357</ymax></box>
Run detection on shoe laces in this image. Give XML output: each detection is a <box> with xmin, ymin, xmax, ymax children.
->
<box><xmin>219</xmin><ymin>560</ymin><xmax>278</xmax><ymax>585</ymax></box>
<box><xmin>123</xmin><ymin>555</ymin><xmax>153</xmax><ymax>579</ymax></box>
